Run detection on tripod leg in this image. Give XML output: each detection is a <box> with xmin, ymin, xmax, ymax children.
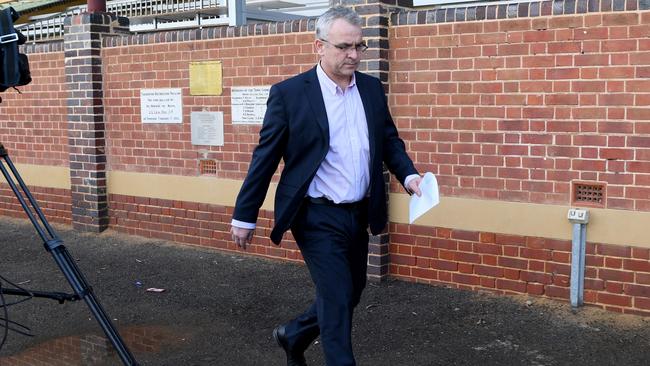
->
<box><xmin>48</xmin><ymin>244</ymin><xmax>138</xmax><ymax>365</ymax></box>
<box><xmin>0</xmin><ymin>145</ymin><xmax>139</xmax><ymax>365</ymax></box>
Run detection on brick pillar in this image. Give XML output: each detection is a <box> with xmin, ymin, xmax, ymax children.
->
<box><xmin>64</xmin><ymin>12</ymin><xmax>128</xmax><ymax>232</ymax></box>
<box><xmin>331</xmin><ymin>0</ymin><xmax>412</xmax><ymax>281</ymax></box>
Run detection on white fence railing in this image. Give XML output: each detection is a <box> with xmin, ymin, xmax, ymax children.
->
<box><xmin>17</xmin><ymin>0</ymin><xmax>236</xmax><ymax>43</ymax></box>
<box><xmin>109</xmin><ymin>0</ymin><xmax>225</xmax><ymax>17</ymax></box>
<box><xmin>16</xmin><ymin>0</ymin><xmax>329</xmax><ymax>43</ymax></box>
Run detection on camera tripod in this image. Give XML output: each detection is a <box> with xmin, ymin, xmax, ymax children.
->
<box><xmin>0</xmin><ymin>143</ymin><xmax>138</xmax><ymax>365</ymax></box>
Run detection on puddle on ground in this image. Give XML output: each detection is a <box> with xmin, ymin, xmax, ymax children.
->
<box><xmin>0</xmin><ymin>324</ymin><xmax>190</xmax><ymax>365</ymax></box>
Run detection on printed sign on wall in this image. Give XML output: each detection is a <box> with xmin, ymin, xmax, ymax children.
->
<box><xmin>231</xmin><ymin>86</ymin><xmax>271</xmax><ymax>125</ymax></box>
<box><xmin>140</xmin><ymin>88</ymin><xmax>183</xmax><ymax>124</ymax></box>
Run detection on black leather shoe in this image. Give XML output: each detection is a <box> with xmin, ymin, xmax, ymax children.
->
<box><xmin>273</xmin><ymin>325</ymin><xmax>307</xmax><ymax>366</ymax></box>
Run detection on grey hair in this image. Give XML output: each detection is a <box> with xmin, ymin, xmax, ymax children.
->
<box><xmin>315</xmin><ymin>6</ymin><xmax>362</xmax><ymax>40</ymax></box>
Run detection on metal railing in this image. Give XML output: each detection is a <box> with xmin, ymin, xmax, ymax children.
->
<box><xmin>110</xmin><ymin>0</ymin><xmax>224</xmax><ymax>17</ymax></box>
<box><xmin>17</xmin><ymin>7</ymin><xmax>82</xmax><ymax>42</ymax></box>
<box><xmin>17</xmin><ymin>0</ymin><xmax>228</xmax><ymax>43</ymax></box>
<box><xmin>15</xmin><ymin>0</ymin><xmax>325</xmax><ymax>43</ymax></box>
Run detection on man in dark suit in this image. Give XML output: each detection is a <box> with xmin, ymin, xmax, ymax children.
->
<box><xmin>231</xmin><ymin>6</ymin><xmax>422</xmax><ymax>366</ymax></box>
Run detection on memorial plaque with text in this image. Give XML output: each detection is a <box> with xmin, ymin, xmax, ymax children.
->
<box><xmin>231</xmin><ymin>86</ymin><xmax>271</xmax><ymax>125</ymax></box>
<box><xmin>141</xmin><ymin>88</ymin><xmax>183</xmax><ymax>124</ymax></box>
<box><xmin>191</xmin><ymin>111</ymin><xmax>224</xmax><ymax>146</ymax></box>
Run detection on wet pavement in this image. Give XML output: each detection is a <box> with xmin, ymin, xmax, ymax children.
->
<box><xmin>1</xmin><ymin>216</ymin><xmax>650</xmax><ymax>366</ymax></box>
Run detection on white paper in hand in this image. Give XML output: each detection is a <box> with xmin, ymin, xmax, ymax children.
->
<box><xmin>409</xmin><ymin>172</ymin><xmax>440</xmax><ymax>224</ymax></box>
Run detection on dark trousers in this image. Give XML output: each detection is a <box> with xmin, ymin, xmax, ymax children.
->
<box><xmin>285</xmin><ymin>198</ymin><xmax>369</xmax><ymax>366</ymax></box>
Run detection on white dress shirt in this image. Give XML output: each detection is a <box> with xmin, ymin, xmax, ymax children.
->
<box><xmin>306</xmin><ymin>63</ymin><xmax>370</xmax><ymax>203</ymax></box>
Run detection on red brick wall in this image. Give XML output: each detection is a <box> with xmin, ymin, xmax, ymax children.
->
<box><xmin>102</xmin><ymin>25</ymin><xmax>315</xmax><ymax>261</ymax></box>
<box><xmin>0</xmin><ymin>185</ymin><xmax>71</xmax><ymax>225</ymax></box>
<box><xmin>390</xmin><ymin>223</ymin><xmax>650</xmax><ymax>316</ymax></box>
<box><xmin>0</xmin><ymin>46</ymin><xmax>68</xmax><ymax>166</ymax></box>
<box><xmin>0</xmin><ymin>44</ymin><xmax>71</xmax><ymax>224</ymax></box>
<box><xmin>389</xmin><ymin>10</ymin><xmax>650</xmax><ymax>211</ymax></box>
<box><xmin>108</xmin><ymin>194</ymin><xmax>303</xmax><ymax>261</ymax></box>
<box><xmin>387</xmin><ymin>5</ymin><xmax>650</xmax><ymax>315</ymax></box>
<box><xmin>102</xmin><ymin>31</ymin><xmax>316</xmax><ymax>177</ymax></box>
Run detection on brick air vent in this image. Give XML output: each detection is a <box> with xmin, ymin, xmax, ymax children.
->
<box><xmin>199</xmin><ymin>159</ymin><xmax>217</xmax><ymax>175</ymax></box>
<box><xmin>572</xmin><ymin>181</ymin><xmax>605</xmax><ymax>207</ymax></box>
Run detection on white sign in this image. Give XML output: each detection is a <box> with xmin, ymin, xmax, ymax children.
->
<box><xmin>191</xmin><ymin>111</ymin><xmax>224</xmax><ymax>146</ymax></box>
<box><xmin>141</xmin><ymin>88</ymin><xmax>183</xmax><ymax>124</ymax></box>
<box><xmin>231</xmin><ymin>86</ymin><xmax>271</xmax><ymax>125</ymax></box>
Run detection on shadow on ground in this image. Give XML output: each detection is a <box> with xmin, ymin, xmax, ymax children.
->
<box><xmin>1</xmin><ymin>217</ymin><xmax>649</xmax><ymax>365</ymax></box>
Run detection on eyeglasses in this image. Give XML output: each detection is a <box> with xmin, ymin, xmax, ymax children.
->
<box><xmin>319</xmin><ymin>39</ymin><xmax>368</xmax><ymax>54</ymax></box>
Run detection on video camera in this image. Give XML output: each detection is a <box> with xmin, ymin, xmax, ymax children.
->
<box><xmin>0</xmin><ymin>6</ymin><xmax>31</xmax><ymax>101</ymax></box>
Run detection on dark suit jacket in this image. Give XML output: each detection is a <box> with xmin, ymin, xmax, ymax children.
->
<box><xmin>233</xmin><ymin>66</ymin><xmax>418</xmax><ymax>244</ymax></box>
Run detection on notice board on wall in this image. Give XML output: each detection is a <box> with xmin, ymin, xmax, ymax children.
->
<box><xmin>140</xmin><ymin>88</ymin><xmax>183</xmax><ymax>124</ymax></box>
<box><xmin>231</xmin><ymin>86</ymin><xmax>271</xmax><ymax>125</ymax></box>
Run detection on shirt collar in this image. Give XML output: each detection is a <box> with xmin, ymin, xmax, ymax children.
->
<box><xmin>316</xmin><ymin>62</ymin><xmax>356</xmax><ymax>95</ymax></box>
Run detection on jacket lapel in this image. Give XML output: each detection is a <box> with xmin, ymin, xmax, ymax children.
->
<box><xmin>304</xmin><ymin>68</ymin><xmax>377</xmax><ymax>163</ymax></box>
<box><xmin>305</xmin><ymin>67</ymin><xmax>329</xmax><ymax>143</ymax></box>
<box><xmin>356</xmin><ymin>72</ymin><xmax>377</xmax><ymax>164</ymax></box>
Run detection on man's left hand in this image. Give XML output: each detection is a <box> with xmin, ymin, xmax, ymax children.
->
<box><xmin>407</xmin><ymin>176</ymin><xmax>423</xmax><ymax>197</ymax></box>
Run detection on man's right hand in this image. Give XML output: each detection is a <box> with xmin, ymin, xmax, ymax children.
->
<box><xmin>231</xmin><ymin>226</ymin><xmax>255</xmax><ymax>250</ymax></box>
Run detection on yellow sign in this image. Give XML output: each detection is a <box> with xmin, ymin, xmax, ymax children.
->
<box><xmin>189</xmin><ymin>61</ymin><xmax>223</xmax><ymax>96</ymax></box>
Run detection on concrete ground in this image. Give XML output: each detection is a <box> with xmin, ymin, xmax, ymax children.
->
<box><xmin>1</xmin><ymin>216</ymin><xmax>650</xmax><ymax>366</ymax></box>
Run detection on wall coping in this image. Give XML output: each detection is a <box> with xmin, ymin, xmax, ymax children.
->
<box><xmin>21</xmin><ymin>40</ymin><xmax>64</xmax><ymax>54</ymax></box>
<box><xmin>102</xmin><ymin>18</ymin><xmax>317</xmax><ymax>47</ymax></box>
<box><xmin>392</xmin><ymin>0</ymin><xmax>650</xmax><ymax>25</ymax></box>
